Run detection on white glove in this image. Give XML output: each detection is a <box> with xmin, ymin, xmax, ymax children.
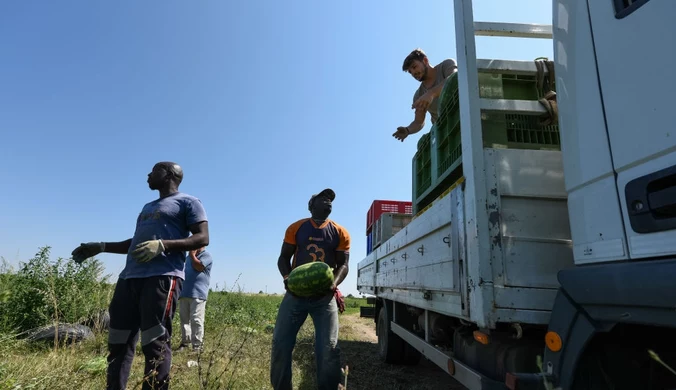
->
<box><xmin>131</xmin><ymin>240</ymin><xmax>165</xmax><ymax>263</ymax></box>
<box><xmin>72</xmin><ymin>242</ymin><xmax>105</xmax><ymax>264</ymax></box>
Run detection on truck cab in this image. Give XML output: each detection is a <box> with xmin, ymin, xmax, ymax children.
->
<box><xmin>527</xmin><ymin>0</ymin><xmax>676</xmax><ymax>389</ymax></box>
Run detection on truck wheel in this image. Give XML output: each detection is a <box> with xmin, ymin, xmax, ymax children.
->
<box><xmin>377</xmin><ymin>303</ymin><xmax>421</xmax><ymax>365</ymax></box>
<box><xmin>402</xmin><ymin>341</ymin><xmax>422</xmax><ymax>365</ymax></box>
<box><xmin>377</xmin><ymin>304</ymin><xmax>405</xmax><ymax>363</ymax></box>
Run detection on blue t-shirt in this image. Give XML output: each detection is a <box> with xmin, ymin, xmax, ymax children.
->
<box><xmin>119</xmin><ymin>192</ymin><xmax>208</xmax><ymax>280</ymax></box>
<box><xmin>180</xmin><ymin>250</ymin><xmax>213</xmax><ymax>301</ymax></box>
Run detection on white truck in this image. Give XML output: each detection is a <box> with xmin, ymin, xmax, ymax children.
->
<box><xmin>357</xmin><ymin>0</ymin><xmax>676</xmax><ymax>389</ymax></box>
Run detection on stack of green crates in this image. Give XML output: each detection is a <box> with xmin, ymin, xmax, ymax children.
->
<box><xmin>412</xmin><ymin>69</ymin><xmax>561</xmax><ymax>213</ymax></box>
<box><xmin>412</xmin><ymin>131</ymin><xmax>432</xmax><ymax>203</ymax></box>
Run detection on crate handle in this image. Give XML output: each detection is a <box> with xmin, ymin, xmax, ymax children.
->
<box><xmin>417</xmin><ymin>245</ymin><xmax>425</xmax><ymax>255</ymax></box>
<box><xmin>443</xmin><ymin>235</ymin><xmax>451</xmax><ymax>247</ymax></box>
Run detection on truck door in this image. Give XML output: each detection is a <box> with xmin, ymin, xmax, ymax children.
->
<box><xmin>587</xmin><ymin>0</ymin><xmax>676</xmax><ymax>259</ymax></box>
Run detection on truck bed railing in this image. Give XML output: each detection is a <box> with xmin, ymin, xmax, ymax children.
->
<box><xmin>474</xmin><ymin>22</ymin><xmax>553</xmax><ymax>39</ymax></box>
<box><xmin>480</xmin><ymin>99</ymin><xmax>547</xmax><ymax>114</ymax></box>
<box><xmin>475</xmin><ymin>59</ymin><xmax>550</xmax><ymax>75</ymax></box>
<box><xmin>453</xmin><ymin>0</ymin><xmax>555</xmax><ymax>330</ymax></box>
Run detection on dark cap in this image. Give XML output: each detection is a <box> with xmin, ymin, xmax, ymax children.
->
<box><xmin>308</xmin><ymin>188</ymin><xmax>336</xmax><ymax>210</ymax></box>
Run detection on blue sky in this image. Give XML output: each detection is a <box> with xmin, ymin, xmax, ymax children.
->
<box><xmin>0</xmin><ymin>0</ymin><xmax>553</xmax><ymax>296</ymax></box>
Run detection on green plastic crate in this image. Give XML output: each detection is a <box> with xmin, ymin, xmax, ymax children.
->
<box><xmin>438</xmin><ymin>72</ymin><xmax>548</xmax><ymax>119</ymax></box>
<box><xmin>435</xmin><ymin>71</ymin><xmax>561</xmax><ymax>183</ymax></box>
<box><xmin>484</xmin><ymin>113</ymin><xmax>561</xmax><ymax>149</ymax></box>
<box><xmin>413</xmin><ymin>66</ymin><xmax>559</xmax><ymax>213</ymax></box>
<box><xmin>413</xmin><ymin>130</ymin><xmax>432</xmax><ymax>199</ymax></box>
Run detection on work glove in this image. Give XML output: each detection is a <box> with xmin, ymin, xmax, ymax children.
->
<box><xmin>71</xmin><ymin>242</ymin><xmax>105</xmax><ymax>264</ymax></box>
<box><xmin>334</xmin><ymin>288</ymin><xmax>345</xmax><ymax>314</ymax></box>
<box><xmin>131</xmin><ymin>239</ymin><xmax>165</xmax><ymax>263</ymax></box>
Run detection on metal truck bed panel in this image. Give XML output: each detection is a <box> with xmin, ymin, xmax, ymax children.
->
<box><xmin>357</xmin><ymin>148</ymin><xmax>574</xmax><ymax>327</ymax></box>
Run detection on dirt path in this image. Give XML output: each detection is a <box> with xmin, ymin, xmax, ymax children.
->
<box><xmin>338</xmin><ymin>312</ymin><xmax>467</xmax><ymax>390</ymax></box>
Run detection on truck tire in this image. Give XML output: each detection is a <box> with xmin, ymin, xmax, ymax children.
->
<box><xmin>377</xmin><ymin>303</ymin><xmax>421</xmax><ymax>365</ymax></box>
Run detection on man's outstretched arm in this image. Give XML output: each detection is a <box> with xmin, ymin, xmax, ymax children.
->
<box><xmin>406</xmin><ymin>107</ymin><xmax>427</xmax><ymax>134</ymax></box>
<box><xmin>103</xmin><ymin>239</ymin><xmax>133</xmax><ymax>254</ymax></box>
<box><xmin>394</xmin><ymin>107</ymin><xmax>426</xmax><ymax>141</ymax></box>
<box><xmin>72</xmin><ymin>239</ymin><xmax>132</xmax><ymax>263</ymax></box>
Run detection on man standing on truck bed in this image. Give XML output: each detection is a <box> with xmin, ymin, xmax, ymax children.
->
<box><xmin>270</xmin><ymin>188</ymin><xmax>351</xmax><ymax>390</ymax></box>
<box><xmin>71</xmin><ymin>161</ymin><xmax>209</xmax><ymax>390</ymax></box>
<box><xmin>393</xmin><ymin>48</ymin><xmax>458</xmax><ymax>142</ymax></box>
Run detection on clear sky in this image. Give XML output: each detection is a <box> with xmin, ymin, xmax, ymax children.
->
<box><xmin>0</xmin><ymin>0</ymin><xmax>553</xmax><ymax>296</ymax></box>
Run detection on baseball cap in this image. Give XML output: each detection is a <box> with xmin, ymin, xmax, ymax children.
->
<box><xmin>308</xmin><ymin>188</ymin><xmax>336</xmax><ymax>210</ymax></box>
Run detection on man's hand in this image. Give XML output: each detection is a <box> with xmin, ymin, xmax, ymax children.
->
<box><xmin>412</xmin><ymin>92</ymin><xmax>434</xmax><ymax>112</ymax></box>
<box><xmin>131</xmin><ymin>239</ymin><xmax>165</xmax><ymax>263</ymax></box>
<box><xmin>190</xmin><ymin>250</ymin><xmax>205</xmax><ymax>272</ymax></box>
<box><xmin>393</xmin><ymin>126</ymin><xmax>409</xmax><ymax>142</ymax></box>
<box><xmin>71</xmin><ymin>242</ymin><xmax>105</xmax><ymax>264</ymax></box>
<box><xmin>334</xmin><ymin>288</ymin><xmax>345</xmax><ymax>313</ymax></box>
<box><xmin>283</xmin><ymin>276</ymin><xmax>298</xmax><ymax>297</ymax></box>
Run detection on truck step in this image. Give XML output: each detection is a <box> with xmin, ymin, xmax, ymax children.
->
<box><xmin>474</xmin><ymin>22</ymin><xmax>553</xmax><ymax>39</ymax></box>
<box><xmin>391</xmin><ymin>322</ymin><xmax>506</xmax><ymax>390</ymax></box>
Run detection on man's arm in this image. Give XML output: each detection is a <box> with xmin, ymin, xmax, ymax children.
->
<box><xmin>103</xmin><ymin>239</ymin><xmax>133</xmax><ymax>254</ymax></box>
<box><xmin>72</xmin><ymin>239</ymin><xmax>132</xmax><ymax>263</ymax></box>
<box><xmin>333</xmin><ymin>251</ymin><xmax>349</xmax><ymax>288</ymax></box>
<box><xmin>394</xmin><ymin>107</ymin><xmax>426</xmax><ymax>141</ymax></box>
<box><xmin>162</xmin><ymin>221</ymin><xmax>210</xmax><ymax>252</ymax></box>
<box><xmin>406</xmin><ymin>107</ymin><xmax>427</xmax><ymax>134</ymax></box>
<box><xmin>279</xmin><ymin>220</ymin><xmax>302</xmax><ymax>278</ymax></box>
<box><xmin>332</xmin><ymin>226</ymin><xmax>351</xmax><ymax>289</ymax></box>
<box><xmin>277</xmin><ymin>242</ymin><xmax>296</xmax><ymax>278</ymax></box>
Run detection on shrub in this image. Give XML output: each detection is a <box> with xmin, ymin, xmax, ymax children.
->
<box><xmin>0</xmin><ymin>246</ymin><xmax>113</xmax><ymax>333</ymax></box>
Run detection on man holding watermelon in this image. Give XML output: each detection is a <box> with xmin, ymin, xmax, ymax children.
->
<box><xmin>270</xmin><ymin>188</ymin><xmax>351</xmax><ymax>390</ymax></box>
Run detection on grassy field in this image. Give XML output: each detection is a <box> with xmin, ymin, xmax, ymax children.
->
<box><xmin>0</xmin><ymin>248</ymin><xmax>464</xmax><ymax>389</ymax></box>
<box><xmin>0</xmin><ymin>291</ymin><xmax>464</xmax><ymax>390</ymax></box>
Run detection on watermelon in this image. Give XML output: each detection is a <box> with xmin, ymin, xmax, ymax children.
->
<box><xmin>287</xmin><ymin>261</ymin><xmax>334</xmax><ymax>297</ymax></box>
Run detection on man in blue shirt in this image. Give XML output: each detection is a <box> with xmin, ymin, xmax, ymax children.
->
<box><xmin>71</xmin><ymin>161</ymin><xmax>209</xmax><ymax>390</ymax></box>
<box><xmin>178</xmin><ymin>246</ymin><xmax>213</xmax><ymax>351</ymax></box>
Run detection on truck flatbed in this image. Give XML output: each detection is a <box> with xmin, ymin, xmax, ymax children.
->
<box><xmin>358</xmin><ymin>148</ymin><xmax>574</xmax><ymax>329</ymax></box>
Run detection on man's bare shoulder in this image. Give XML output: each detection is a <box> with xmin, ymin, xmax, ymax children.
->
<box><xmin>437</xmin><ymin>58</ymin><xmax>458</xmax><ymax>68</ymax></box>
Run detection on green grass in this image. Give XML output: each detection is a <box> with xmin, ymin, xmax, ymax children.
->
<box><xmin>0</xmin><ymin>286</ymin><xmax>369</xmax><ymax>390</ymax></box>
<box><xmin>1</xmin><ymin>246</ymin><xmax>462</xmax><ymax>390</ymax></box>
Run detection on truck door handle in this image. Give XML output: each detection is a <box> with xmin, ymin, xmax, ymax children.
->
<box><xmin>647</xmin><ymin>186</ymin><xmax>676</xmax><ymax>216</ymax></box>
<box><xmin>625</xmin><ymin>164</ymin><xmax>676</xmax><ymax>234</ymax></box>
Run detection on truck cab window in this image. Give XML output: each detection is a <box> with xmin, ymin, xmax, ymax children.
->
<box><xmin>614</xmin><ymin>0</ymin><xmax>651</xmax><ymax>18</ymax></box>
